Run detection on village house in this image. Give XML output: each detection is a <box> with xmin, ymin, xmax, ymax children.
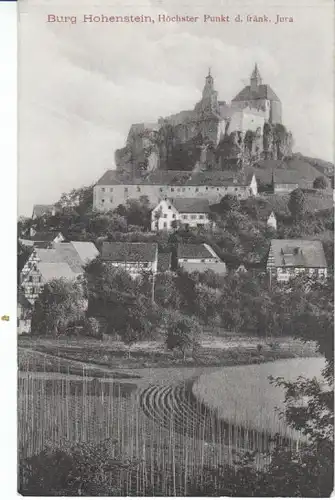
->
<box><xmin>19</xmin><ymin>230</ymin><xmax>65</xmax><ymax>248</ymax></box>
<box><xmin>31</xmin><ymin>204</ymin><xmax>58</xmax><ymax>220</ymax></box>
<box><xmin>101</xmin><ymin>242</ymin><xmax>158</xmax><ymax>278</ymax></box>
<box><xmin>93</xmin><ymin>169</ymin><xmax>258</xmax><ymax>212</ymax></box>
<box><xmin>151</xmin><ymin>198</ymin><xmax>212</xmax><ymax>231</ymax></box>
<box><xmin>177</xmin><ymin>243</ymin><xmax>227</xmax><ymax>275</ymax></box>
<box><xmin>272</xmin><ymin>170</ymin><xmax>312</xmax><ymax>194</ymax></box>
<box><xmin>20</xmin><ymin>241</ymin><xmax>99</xmax><ymax>304</ymax></box>
<box><xmin>266</xmin><ymin>239</ymin><xmax>328</xmax><ymax>283</ymax></box>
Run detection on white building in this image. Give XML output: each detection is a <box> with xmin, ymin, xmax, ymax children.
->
<box><xmin>151</xmin><ymin>198</ymin><xmax>212</xmax><ymax>231</ymax></box>
<box><xmin>177</xmin><ymin>243</ymin><xmax>227</xmax><ymax>275</ymax></box>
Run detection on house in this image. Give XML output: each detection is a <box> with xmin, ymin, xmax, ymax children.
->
<box><xmin>151</xmin><ymin>198</ymin><xmax>212</xmax><ymax>231</ymax></box>
<box><xmin>101</xmin><ymin>242</ymin><xmax>158</xmax><ymax>278</ymax></box>
<box><xmin>32</xmin><ymin>204</ymin><xmax>57</xmax><ymax>220</ymax></box>
<box><xmin>267</xmin><ymin>239</ymin><xmax>328</xmax><ymax>283</ymax></box>
<box><xmin>20</xmin><ymin>241</ymin><xmax>99</xmax><ymax>303</ymax></box>
<box><xmin>177</xmin><ymin>243</ymin><xmax>227</xmax><ymax>275</ymax></box>
<box><xmin>93</xmin><ymin>169</ymin><xmax>258</xmax><ymax>212</ymax></box>
<box><xmin>17</xmin><ymin>289</ymin><xmax>32</xmax><ymax>335</ymax></box>
<box><xmin>272</xmin><ymin>170</ymin><xmax>312</xmax><ymax>194</ymax></box>
<box><xmin>19</xmin><ymin>231</ymin><xmax>65</xmax><ymax>248</ymax></box>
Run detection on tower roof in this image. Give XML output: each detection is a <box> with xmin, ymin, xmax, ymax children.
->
<box><xmin>251</xmin><ymin>63</ymin><xmax>262</xmax><ymax>80</ymax></box>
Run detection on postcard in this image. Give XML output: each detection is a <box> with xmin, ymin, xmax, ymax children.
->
<box><xmin>17</xmin><ymin>0</ymin><xmax>334</xmax><ymax>496</ymax></box>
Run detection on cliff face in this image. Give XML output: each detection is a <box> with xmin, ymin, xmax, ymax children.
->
<box><xmin>115</xmin><ymin>120</ymin><xmax>294</xmax><ymax>176</ymax></box>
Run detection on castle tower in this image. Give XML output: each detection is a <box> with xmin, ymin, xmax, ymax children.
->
<box><xmin>199</xmin><ymin>68</ymin><xmax>219</xmax><ymax>114</ymax></box>
<box><xmin>250</xmin><ymin>63</ymin><xmax>262</xmax><ymax>92</ymax></box>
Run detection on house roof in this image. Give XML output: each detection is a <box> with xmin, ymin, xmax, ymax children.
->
<box><xmin>33</xmin><ymin>242</ymin><xmax>98</xmax><ymax>273</ymax></box>
<box><xmin>270</xmin><ymin>239</ymin><xmax>327</xmax><ymax>268</ymax></box>
<box><xmin>273</xmin><ymin>170</ymin><xmax>310</xmax><ymax>186</ymax></box>
<box><xmin>177</xmin><ymin>243</ymin><xmax>216</xmax><ymax>260</ymax></box>
<box><xmin>95</xmin><ymin>169</ymin><xmax>254</xmax><ymax>188</ymax></box>
<box><xmin>232</xmin><ymin>84</ymin><xmax>280</xmax><ymax>102</ymax></box>
<box><xmin>37</xmin><ymin>262</ymin><xmax>80</xmax><ymax>282</ymax></box>
<box><xmin>70</xmin><ymin>241</ymin><xmax>99</xmax><ymax>265</ymax></box>
<box><xmin>101</xmin><ymin>242</ymin><xmax>158</xmax><ymax>263</ymax></box>
<box><xmin>180</xmin><ymin>261</ymin><xmax>227</xmax><ymax>275</ymax></box>
<box><xmin>25</xmin><ymin>231</ymin><xmax>62</xmax><ymax>242</ymax></box>
<box><xmin>172</xmin><ymin>198</ymin><xmax>210</xmax><ymax>214</ymax></box>
<box><xmin>157</xmin><ymin>252</ymin><xmax>172</xmax><ymax>272</ymax></box>
<box><xmin>32</xmin><ymin>204</ymin><xmax>55</xmax><ymax>218</ymax></box>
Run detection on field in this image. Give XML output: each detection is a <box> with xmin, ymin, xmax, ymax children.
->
<box><xmin>18</xmin><ymin>336</ymin><xmax>321</xmax><ymax>495</ymax></box>
<box><xmin>193</xmin><ymin>357</ymin><xmax>326</xmax><ymax>440</ymax></box>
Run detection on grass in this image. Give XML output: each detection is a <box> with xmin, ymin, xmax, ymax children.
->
<box><xmin>18</xmin><ymin>334</ymin><xmax>318</xmax><ymax>371</ymax></box>
<box><xmin>193</xmin><ymin>357</ymin><xmax>326</xmax><ymax>440</ymax></box>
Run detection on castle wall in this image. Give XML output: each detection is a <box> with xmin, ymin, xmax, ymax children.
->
<box><xmin>269</xmin><ymin>100</ymin><xmax>282</xmax><ymax>124</ymax></box>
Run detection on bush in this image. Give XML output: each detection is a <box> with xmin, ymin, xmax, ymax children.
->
<box><xmin>313</xmin><ymin>176</ymin><xmax>329</xmax><ymax>190</ymax></box>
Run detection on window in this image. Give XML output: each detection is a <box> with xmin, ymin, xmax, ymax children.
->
<box><xmin>163</xmin><ymin>222</ymin><xmax>167</xmax><ymax>228</ymax></box>
<box><xmin>191</xmin><ymin>215</ymin><xmax>196</xmax><ymax>220</ymax></box>
<box><xmin>182</xmin><ymin>215</ymin><xmax>188</xmax><ymax>220</ymax></box>
<box><xmin>110</xmin><ymin>197</ymin><xmax>113</xmax><ymax>202</ymax></box>
<box><xmin>163</xmin><ymin>214</ymin><xmax>167</xmax><ymax>218</ymax></box>
<box><xmin>109</xmin><ymin>187</ymin><xmax>113</xmax><ymax>192</ymax></box>
<box><xmin>177</xmin><ymin>188</ymin><xmax>181</xmax><ymax>192</ymax></box>
<box><xmin>171</xmin><ymin>188</ymin><xmax>175</xmax><ymax>192</ymax></box>
<box><xmin>38</xmin><ymin>276</ymin><xmax>41</xmax><ymax>283</ymax></box>
<box><xmin>205</xmin><ymin>187</ymin><xmax>208</xmax><ymax>191</ymax></box>
<box><xmin>159</xmin><ymin>188</ymin><xmax>163</xmax><ymax>192</ymax></box>
<box><xmin>199</xmin><ymin>215</ymin><xmax>204</xmax><ymax>220</ymax></box>
<box><xmin>124</xmin><ymin>187</ymin><xmax>128</xmax><ymax>193</ymax></box>
<box><xmin>217</xmin><ymin>188</ymin><xmax>219</xmax><ymax>191</ymax></box>
<box><xmin>195</xmin><ymin>188</ymin><xmax>199</xmax><ymax>192</ymax></box>
<box><xmin>137</xmin><ymin>186</ymin><xmax>141</xmax><ymax>192</ymax></box>
<box><xmin>27</xmin><ymin>262</ymin><xmax>32</xmax><ymax>269</ymax></box>
<box><xmin>168</xmin><ymin>205</ymin><xmax>172</xmax><ymax>209</ymax></box>
<box><xmin>101</xmin><ymin>188</ymin><xmax>105</xmax><ymax>192</ymax></box>
<box><xmin>172</xmin><ymin>214</ymin><xmax>176</xmax><ymax>219</ymax></box>
<box><xmin>182</xmin><ymin>188</ymin><xmax>185</xmax><ymax>192</ymax></box>
<box><xmin>29</xmin><ymin>276</ymin><xmax>33</xmax><ymax>282</ymax></box>
<box><xmin>235</xmin><ymin>188</ymin><xmax>238</xmax><ymax>191</ymax></box>
<box><xmin>101</xmin><ymin>199</ymin><xmax>105</xmax><ymax>203</ymax></box>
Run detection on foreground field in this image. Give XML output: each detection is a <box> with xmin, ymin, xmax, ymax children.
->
<box><xmin>193</xmin><ymin>357</ymin><xmax>326</xmax><ymax>440</ymax></box>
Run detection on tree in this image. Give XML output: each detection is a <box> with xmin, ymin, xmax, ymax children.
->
<box><xmin>31</xmin><ymin>279</ymin><xmax>86</xmax><ymax>336</ymax></box>
<box><xmin>288</xmin><ymin>188</ymin><xmax>306</xmax><ymax>220</ymax></box>
<box><xmin>164</xmin><ymin>312</ymin><xmax>201</xmax><ymax>360</ymax></box>
<box><xmin>313</xmin><ymin>175</ymin><xmax>329</xmax><ymax>190</ymax></box>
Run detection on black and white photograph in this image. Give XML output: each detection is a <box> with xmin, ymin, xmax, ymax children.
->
<box><xmin>17</xmin><ymin>0</ymin><xmax>334</xmax><ymax>496</ymax></box>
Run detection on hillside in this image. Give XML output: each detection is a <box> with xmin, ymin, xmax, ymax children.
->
<box><xmin>293</xmin><ymin>153</ymin><xmax>334</xmax><ymax>178</ymax></box>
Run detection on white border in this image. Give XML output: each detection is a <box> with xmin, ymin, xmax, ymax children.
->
<box><xmin>0</xmin><ymin>1</ymin><xmax>18</xmax><ymax>497</ymax></box>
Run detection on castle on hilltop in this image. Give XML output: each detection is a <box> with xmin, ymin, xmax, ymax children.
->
<box><xmin>116</xmin><ymin>64</ymin><xmax>283</xmax><ymax>174</ymax></box>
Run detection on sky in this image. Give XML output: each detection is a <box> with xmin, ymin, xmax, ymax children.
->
<box><xmin>18</xmin><ymin>0</ymin><xmax>334</xmax><ymax>216</ymax></box>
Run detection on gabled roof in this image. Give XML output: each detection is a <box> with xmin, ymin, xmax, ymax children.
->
<box><xmin>32</xmin><ymin>204</ymin><xmax>56</xmax><ymax>218</ymax></box>
<box><xmin>53</xmin><ymin>243</ymin><xmax>85</xmax><ymax>273</ymax></box>
<box><xmin>270</xmin><ymin>239</ymin><xmax>327</xmax><ymax>268</ymax></box>
<box><xmin>70</xmin><ymin>241</ymin><xmax>99</xmax><ymax>265</ymax></box>
<box><xmin>37</xmin><ymin>262</ymin><xmax>80</xmax><ymax>282</ymax></box>
<box><xmin>273</xmin><ymin>170</ymin><xmax>309</xmax><ymax>186</ymax></box>
<box><xmin>187</xmin><ymin>171</ymin><xmax>252</xmax><ymax>187</ymax></box>
<box><xmin>25</xmin><ymin>231</ymin><xmax>62</xmax><ymax>242</ymax></box>
<box><xmin>232</xmin><ymin>84</ymin><xmax>280</xmax><ymax>102</ymax></box>
<box><xmin>177</xmin><ymin>243</ymin><xmax>218</xmax><ymax>260</ymax></box>
<box><xmin>172</xmin><ymin>198</ymin><xmax>210</xmax><ymax>214</ymax></box>
<box><xmin>180</xmin><ymin>261</ymin><xmax>227</xmax><ymax>275</ymax></box>
<box><xmin>101</xmin><ymin>242</ymin><xmax>158</xmax><ymax>263</ymax></box>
